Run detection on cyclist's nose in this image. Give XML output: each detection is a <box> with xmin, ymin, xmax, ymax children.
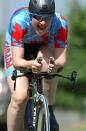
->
<box><xmin>39</xmin><ymin>20</ymin><xmax>46</xmax><ymax>25</ymax></box>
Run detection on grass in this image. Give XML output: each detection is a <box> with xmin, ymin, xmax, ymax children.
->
<box><xmin>54</xmin><ymin>45</ymin><xmax>86</xmax><ymax>110</ymax></box>
<box><xmin>63</xmin><ymin>45</ymin><xmax>86</xmax><ymax>81</ymax></box>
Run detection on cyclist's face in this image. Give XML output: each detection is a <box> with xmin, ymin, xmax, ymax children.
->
<box><xmin>31</xmin><ymin>15</ymin><xmax>53</xmax><ymax>36</ymax></box>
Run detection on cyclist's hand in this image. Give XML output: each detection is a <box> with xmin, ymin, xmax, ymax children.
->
<box><xmin>48</xmin><ymin>63</ymin><xmax>56</xmax><ymax>73</ymax></box>
<box><xmin>32</xmin><ymin>60</ymin><xmax>42</xmax><ymax>73</ymax></box>
<box><xmin>48</xmin><ymin>57</ymin><xmax>56</xmax><ymax>73</ymax></box>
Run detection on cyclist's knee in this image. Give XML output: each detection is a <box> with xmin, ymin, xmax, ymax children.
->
<box><xmin>12</xmin><ymin>89</ymin><xmax>29</xmax><ymax>107</ymax></box>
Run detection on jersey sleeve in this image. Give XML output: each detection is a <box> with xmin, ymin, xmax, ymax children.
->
<box><xmin>10</xmin><ymin>17</ymin><xmax>28</xmax><ymax>47</ymax></box>
<box><xmin>54</xmin><ymin>15</ymin><xmax>68</xmax><ymax>48</ymax></box>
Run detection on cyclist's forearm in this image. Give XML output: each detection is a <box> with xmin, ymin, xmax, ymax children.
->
<box><xmin>13</xmin><ymin>58</ymin><xmax>34</xmax><ymax>70</ymax></box>
<box><xmin>55</xmin><ymin>58</ymin><xmax>66</xmax><ymax>66</ymax></box>
<box><xmin>55</xmin><ymin>58</ymin><xmax>67</xmax><ymax>71</ymax></box>
<box><xmin>54</xmin><ymin>48</ymin><xmax>67</xmax><ymax>71</ymax></box>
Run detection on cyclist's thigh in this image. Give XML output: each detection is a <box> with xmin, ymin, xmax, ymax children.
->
<box><xmin>43</xmin><ymin>77</ymin><xmax>58</xmax><ymax>90</ymax></box>
<box><xmin>7</xmin><ymin>75</ymin><xmax>28</xmax><ymax>92</ymax></box>
<box><xmin>42</xmin><ymin>78</ymin><xmax>58</xmax><ymax>105</ymax></box>
<box><xmin>5</xmin><ymin>61</ymin><xmax>29</xmax><ymax>96</ymax></box>
<box><xmin>7</xmin><ymin>74</ymin><xmax>29</xmax><ymax>96</ymax></box>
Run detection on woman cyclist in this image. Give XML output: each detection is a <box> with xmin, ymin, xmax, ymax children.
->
<box><xmin>4</xmin><ymin>0</ymin><xmax>68</xmax><ymax>131</ymax></box>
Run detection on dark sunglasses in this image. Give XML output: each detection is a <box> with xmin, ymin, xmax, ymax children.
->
<box><xmin>31</xmin><ymin>14</ymin><xmax>53</xmax><ymax>21</ymax></box>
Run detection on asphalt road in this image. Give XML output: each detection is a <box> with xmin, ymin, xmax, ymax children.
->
<box><xmin>55</xmin><ymin>109</ymin><xmax>86</xmax><ymax>131</ymax></box>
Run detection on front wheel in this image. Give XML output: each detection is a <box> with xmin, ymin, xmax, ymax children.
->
<box><xmin>33</xmin><ymin>95</ymin><xmax>50</xmax><ymax>131</ymax></box>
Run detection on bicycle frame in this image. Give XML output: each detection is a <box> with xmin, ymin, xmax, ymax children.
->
<box><xmin>11</xmin><ymin>69</ymin><xmax>77</xmax><ymax>131</ymax></box>
<box><xmin>28</xmin><ymin>73</ymin><xmax>50</xmax><ymax>131</ymax></box>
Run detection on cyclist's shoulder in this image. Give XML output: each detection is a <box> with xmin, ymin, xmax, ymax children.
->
<box><xmin>11</xmin><ymin>7</ymin><xmax>29</xmax><ymax>17</ymax></box>
<box><xmin>50</xmin><ymin>13</ymin><xmax>68</xmax><ymax>34</ymax></box>
<box><xmin>53</xmin><ymin>12</ymin><xmax>68</xmax><ymax>25</ymax></box>
<box><xmin>10</xmin><ymin>7</ymin><xmax>30</xmax><ymax>24</ymax></box>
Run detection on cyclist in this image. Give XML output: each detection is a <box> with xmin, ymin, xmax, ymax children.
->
<box><xmin>4</xmin><ymin>0</ymin><xmax>68</xmax><ymax>131</ymax></box>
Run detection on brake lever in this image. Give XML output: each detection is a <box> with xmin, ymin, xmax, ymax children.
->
<box><xmin>36</xmin><ymin>56</ymin><xmax>43</xmax><ymax>64</ymax></box>
<box><xmin>49</xmin><ymin>57</ymin><xmax>55</xmax><ymax>64</ymax></box>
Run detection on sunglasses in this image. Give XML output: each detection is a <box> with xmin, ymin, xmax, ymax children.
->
<box><xmin>31</xmin><ymin>14</ymin><xmax>53</xmax><ymax>21</ymax></box>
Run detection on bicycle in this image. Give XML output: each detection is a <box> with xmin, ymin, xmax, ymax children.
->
<box><xmin>11</xmin><ymin>57</ymin><xmax>77</xmax><ymax>131</ymax></box>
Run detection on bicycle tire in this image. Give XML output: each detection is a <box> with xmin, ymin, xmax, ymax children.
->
<box><xmin>33</xmin><ymin>95</ymin><xmax>50</xmax><ymax>131</ymax></box>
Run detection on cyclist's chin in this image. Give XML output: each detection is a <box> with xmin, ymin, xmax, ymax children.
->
<box><xmin>36</xmin><ymin>28</ymin><xmax>48</xmax><ymax>36</ymax></box>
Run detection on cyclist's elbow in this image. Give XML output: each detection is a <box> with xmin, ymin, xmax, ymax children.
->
<box><xmin>61</xmin><ymin>58</ymin><xmax>67</xmax><ymax>67</ymax></box>
<box><xmin>56</xmin><ymin>59</ymin><xmax>67</xmax><ymax>72</ymax></box>
<box><xmin>55</xmin><ymin>57</ymin><xmax>67</xmax><ymax>67</ymax></box>
<box><xmin>12</xmin><ymin>58</ymin><xmax>21</xmax><ymax>69</ymax></box>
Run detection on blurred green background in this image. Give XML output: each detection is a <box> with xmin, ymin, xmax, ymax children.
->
<box><xmin>1</xmin><ymin>0</ymin><xmax>86</xmax><ymax>111</ymax></box>
<box><xmin>56</xmin><ymin>1</ymin><xmax>86</xmax><ymax>110</ymax></box>
<box><xmin>0</xmin><ymin>0</ymin><xmax>86</xmax><ymax>130</ymax></box>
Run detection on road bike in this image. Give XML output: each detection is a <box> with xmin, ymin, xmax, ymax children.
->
<box><xmin>12</xmin><ymin>58</ymin><xmax>77</xmax><ymax>131</ymax></box>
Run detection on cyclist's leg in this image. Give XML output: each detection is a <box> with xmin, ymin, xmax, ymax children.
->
<box><xmin>42</xmin><ymin>78</ymin><xmax>58</xmax><ymax>105</ymax></box>
<box><xmin>37</xmin><ymin>43</ymin><xmax>58</xmax><ymax>105</ymax></box>
<box><xmin>7</xmin><ymin>74</ymin><xmax>29</xmax><ymax>131</ymax></box>
<box><xmin>37</xmin><ymin>44</ymin><xmax>59</xmax><ymax>131</ymax></box>
<box><xmin>43</xmin><ymin>78</ymin><xmax>59</xmax><ymax>131</ymax></box>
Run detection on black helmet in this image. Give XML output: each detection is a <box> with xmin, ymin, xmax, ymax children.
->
<box><xmin>29</xmin><ymin>0</ymin><xmax>55</xmax><ymax>15</ymax></box>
